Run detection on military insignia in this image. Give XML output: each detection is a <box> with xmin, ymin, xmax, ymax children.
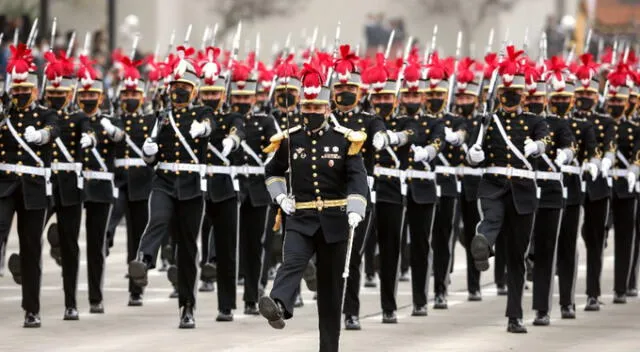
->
<box><xmin>293</xmin><ymin>152</ymin><xmax>298</xmax><ymax>159</ymax></box>
<box><xmin>332</xmin><ymin>146</ymin><xmax>339</xmax><ymax>152</ymax></box>
<box><xmin>324</xmin><ymin>147</ymin><xmax>330</xmax><ymax>152</ymax></box>
<box><xmin>295</xmin><ymin>147</ymin><xmax>306</xmax><ymax>159</ymax></box>
<box><xmin>328</xmin><ymin>160</ymin><xmax>334</xmax><ymax>167</ymax></box>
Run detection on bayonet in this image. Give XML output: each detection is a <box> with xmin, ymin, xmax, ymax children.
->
<box><xmin>210</xmin><ymin>23</ymin><xmax>219</xmax><ymax>47</ymax></box>
<box><xmin>201</xmin><ymin>26</ymin><xmax>210</xmax><ymax>50</ymax></box>
<box><xmin>384</xmin><ymin>30</ymin><xmax>396</xmax><ymax>60</ymax></box>
<box><xmin>26</xmin><ymin>17</ymin><xmax>39</xmax><ymax>49</ymax></box>
<box><xmin>446</xmin><ymin>31</ymin><xmax>463</xmax><ymax>112</ymax></box>
<box><xmin>184</xmin><ymin>24</ymin><xmax>193</xmax><ymax>45</ymax></box>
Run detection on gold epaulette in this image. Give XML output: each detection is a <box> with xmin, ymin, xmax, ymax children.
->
<box><xmin>333</xmin><ymin>126</ymin><xmax>367</xmax><ymax>155</ymax></box>
<box><xmin>262</xmin><ymin>125</ymin><xmax>302</xmax><ymax>153</ymax></box>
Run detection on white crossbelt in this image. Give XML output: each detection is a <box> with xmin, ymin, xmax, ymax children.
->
<box><xmin>51</xmin><ymin>162</ymin><xmax>81</xmax><ymax>172</ymax></box>
<box><xmin>560</xmin><ymin>165</ymin><xmax>582</xmax><ymax>175</ymax></box>
<box><xmin>0</xmin><ymin>163</ymin><xmax>48</xmax><ymax>176</ymax></box>
<box><xmin>485</xmin><ymin>166</ymin><xmax>536</xmax><ymax>179</ymax></box>
<box><xmin>611</xmin><ymin>168</ymin><xmax>629</xmax><ymax>177</ymax></box>
<box><xmin>158</xmin><ymin>162</ymin><xmax>205</xmax><ymax>173</ymax></box>
<box><xmin>535</xmin><ymin>171</ymin><xmax>564</xmax><ymax>181</ymax></box>
<box><xmin>115</xmin><ymin>158</ymin><xmax>147</xmax><ymax>168</ymax></box>
<box><xmin>82</xmin><ymin>170</ymin><xmax>114</xmax><ymax>181</ymax></box>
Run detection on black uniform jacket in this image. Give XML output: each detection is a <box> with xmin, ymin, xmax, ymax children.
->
<box><xmin>470</xmin><ymin>109</ymin><xmax>550</xmax><ymax>215</ymax></box>
<box><xmin>83</xmin><ymin>114</ymin><xmax>121</xmax><ymax>204</ymax></box>
<box><xmin>532</xmin><ymin>115</ymin><xmax>574</xmax><ymax>209</ymax></box>
<box><xmin>265</xmin><ymin>125</ymin><xmax>368</xmax><ymax>243</ymax></box>
<box><xmin>0</xmin><ymin>104</ymin><xmax>58</xmax><ymax>210</ymax></box>
<box><xmin>407</xmin><ymin>113</ymin><xmax>444</xmax><ymax>204</ymax></box>
<box><xmin>461</xmin><ymin>114</ymin><xmax>483</xmax><ymax>202</ymax></box>
<box><xmin>234</xmin><ymin>112</ymin><xmax>277</xmax><ymax>207</ymax></box>
<box><xmin>612</xmin><ymin>117</ymin><xmax>640</xmax><ymax>199</ymax></box>
<box><xmin>146</xmin><ymin>105</ymin><xmax>213</xmax><ymax>201</ymax></box>
<box><xmin>206</xmin><ymin>111</ymin><xmax>246</xmax><ymax>203</ymax></box>
<box><xmin>114</xmin><ymin>112</ymin><xmax>155</xmax><ymax>202</ymax></box>
<box><xmin>580</xmin><ymin>111</ymin><xmax>615</xmax><ymax>201</ymax></box>
<box><xmin>51</xmin><ymin>109</ymin><xmax>91</xmax><ymax>207</ymax></box>
<box><xmin>434</xmin><ymin>113</ymin><xmax>467</xmax><ymax>198</ymax></box>
<box><xmin>564</xmin><ymin>115</ymin><xmax>597</xmax><ymax>206</ymax></box>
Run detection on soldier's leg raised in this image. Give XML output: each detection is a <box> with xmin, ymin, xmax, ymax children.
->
<box><xmin>0</xmin><ymin>194</ymin><xmax>17</xmax><ymax>283</ymax></box>
<box><xmin>126</xmin><ymin>197</ymin><xmax>149</xmax><ymax>304</ymax></box>
<box><xmin>473</xmin><ymin>197</ymin><xmax>506</xmax><ymax>271</ymax></box>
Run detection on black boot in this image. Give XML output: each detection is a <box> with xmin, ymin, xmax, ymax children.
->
<box><xmin>47</xmin><ymin>223</ymin><xmax>62</xmax><ymax>266</ymax></box>
<box><xmin>179</xmin><ymin>304</ymin><xmax>195</xmax><ymax>329</ymax></box>
<box><xmin>198</xmin><ymin>280</ymin><xmax>215</xmax><ymax>292</ymax></box>
<box><xmin>90</xmin><ymin>302</ymin><xmax>104</xmax><ymax>314</ymax></box>
<box><xmin>560</xmin><ymin>305</ymin><xmax>575</xmax><ymax>319</ymax></box>
<box><xmin>584</xmin><ymin>297</ymin><xmax>600</xmax><ymax>311</ymax></box>
<box><xmin>244</xmin><ymin>302</ymin><xmax>259</xmax><ymax>315</ymax></box>
<box><xmin>128</xmin><ymin>293</ymin><xmax>143</xmax><ymax>307</ymax></box>
<box><xmin>532</xmin><ymin>311</ymin><xmax>550</xmax><ymax>326</ymax></box>
<box><xmin>63</xmin><ymin>307</ymin><xmax>79</xmax><ymax>321</ymax></box>
<box><xmin>216</xmin><ymin>309</ymin><xmax>234</xmax><ymax>322</ymax></box>
<box><xmin>382</xmin><ymin>310</ymin><xmax>397</xmax><ymax>324</ymax></box>
<box><xmin>507</xmin><ymin>318</ymin><xmax>527</xmax><ymax>333</ymax></box>
<box><xmin>258</xmin><ymin>296</ymin><xmax>285</xmax><ymax>329</ymax></box>
<box><xmin>303</xmin><ymin>261</ymin><xmax>317</xmax><ymax>292</ymax></box>
<box><xmin>433</xmin><ymin>293</ymin><xmax>448</xmax><ymax>309</ymax></box>
<box><xmin>8</xmin><ymin>253</ymin><xmax>22</xmax><ymax>285</ymax></box>
<box><xmin>411</xmin><ymin>305</ymin><xmax>427</xmax><ymax>316</ymax></box>
<box><xmin>23</xmin><ymin>312</ymin><xmax>41</xmax><ymax>328</ymax></box>
<box><xmin>344</xmin><ymin>315</ymin><xmax>361</xmax><ymax>330</ymax></box>
<box><xmin>471</xmin><ymin>235</ymin><xmax>490</xmax><ymax>271</ymax></box>
<box><xmin>128</xmin><ymin>256</ymin><xmax>149</xmax><ymax>287</ymax></box>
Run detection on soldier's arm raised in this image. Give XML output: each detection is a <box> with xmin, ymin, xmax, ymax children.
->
<box><xmin>264</xmin><ymin>132</ymin><xmax>289</xmax><ymax>201</ymax></box>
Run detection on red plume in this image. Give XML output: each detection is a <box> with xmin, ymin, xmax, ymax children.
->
<box><xmin>231</xmin><ymin>62</ymin><xmax>252</xmax><ymax>90</ymax></box>
<box><xmin>334</xmin><ymin>45</ymin><xmax>359</xmax><ymax>83</ymax></box>
<box><xmin>300</xmin><ymin>62</ymin><xmax>325</xmax><ymax>99</ymax></box>
<box><xmin>363</xmin><ymin>53</ymin><xmax>389</xmax><ymax>92</ymax></box>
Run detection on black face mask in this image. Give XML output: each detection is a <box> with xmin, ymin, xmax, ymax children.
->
<box><xmin>171</xmin><ymin>87</ymin><xmax>192</xmax><ymax>105</ymax></box>
<box><xmin>202</xmin><ymin>99</ymin><xmax>221</xmax><ymax>110</ymax></box>
<box><xmin>575</xmin><ymin>97</ymin><xmax>595</xmax><ymax>111</ymax></box>
<box><xmin>500</xmin><ymin>90</ymin><xmax>522</xmax><ymax>108</ymax></box>
<box><xmin>303</xmin><ymin>112</ymin><xmax>326</xmax><ymax>130</ymax></box>
<box><xmin>608</xmin><ymin>105</ymin><xmax>626</xmax><ymax>119</ymax></box>
<box><xmin>550</xmin><ymin>102</ymin><xmax>572</xmax><ymax>116</ymax></box>
<box><xmin>426</xmin><ymin>98</ymin><xmax>445</xmax><ymax>114</ymax></box>
<box><xmin>456</xmin><ymin>103</ymin><xmax>476</xmax><ymax>117</ymax></box>
<box><xmin>13</xmin><ymin>93</ymin><xmax>32</xmax><ymax>109</ymax></box>
<box><xmin>524</xmin><ymin>102</ymin><xmax>545</xmax><ymax>115</ymax></box>
<box><xmin>232</xmin><ymin>103</ymin><xmax>252</xmax><ymax>115</ymax></box>
<box><xmin>335</xmin><ymin>91</ymin><xmax>358</xmax><ymax>108</ymax></box>
<box><xmin>47</xmin><ymin>96</ymin><xmax>68</xmax><ymax>110</ymax></box>
<box><xmin>276</xmin><ymin>92</ymin><xmax>297</xmax><ymax>108</ymax></box>
<box><xmin>374</xmin><ymin>103</ymin><xmax>395</xmax><ymax>118</ymax></box>
<box><xmin>625</xmin><ymin>104</ymin><xmax>637</xmax><ymax>117</ymax></box>
<box><xmin>122</xmin><ymin>98</ymin><xmax>141</xmax><ymax>114</ymax></box>
<box><xmin>402</xmin><ymin>103</ymin><xmax>422</xmax><ymax>116</ymax></box>
<box><xmin>79</xmin><ymin>99</ymin><xmax>99</xmax><ymax>114</ymax></box>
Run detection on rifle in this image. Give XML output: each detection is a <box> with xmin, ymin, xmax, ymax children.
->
<box><xmin>445</xmin><ymin>31</ymin><xmax>463</xmax><ymax>113</ymax></box>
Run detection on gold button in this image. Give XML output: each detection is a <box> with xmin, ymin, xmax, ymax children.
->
<box><xmin>312</xmin><ymin>165</ymin><xmax>317</xmax><ymax>169</ymax></box>
<box><xmin>313</xmin><ymin>173</ymin><xmax>318</xmax><ymax>177</ymax></box>
<box><xmin>313</xmin><ymin>181</ymin><xmax>319</xmax><ymax>186</ymax></box>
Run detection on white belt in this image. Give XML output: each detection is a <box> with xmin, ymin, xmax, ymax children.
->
<box><xmin>0</xmin><ymin>163</ymin><xmax>47</xmax><ymax>176</ymax></box>
<box><xmin>406</xmin><ymin>169</ymin><xmax>435</xmax><ymax>180</ymax></box>
<box><xmin>461</xmin><ymin>167</ymin><xmax>484</xmax><ymax>176</ymax></box>
<box><xmin>115</xmin><ymin>158</ymin><xmax>147</xmax><ymax>168</ymax></box>
<box><xmin>485</xmin><ymin>167</ymin><xmax>536</xmax><ymax>179</ymax></box>
<box><xmin>373</xmin><ymin>166</ymin><xmax>435</xmax><ymax>180</ymax></box>
<box><xmin>535</xmin><ymin>171</ymin><xmax>564</xmax><ymax>181</ymax></box>
<box><xmin>158</xmin><ymin>162</ymin><xmax>204</xmax><ymax>173</ymax></box>
<box><xmin>50</xmin><ymin>162</ymin><xmax>80</xmax><ymax>172</ymax></box>
<box><xmin>560</xmin><ymin>165</ymin><xmax>582</xmax><ymax>175</ymax></box>
<box><xmin>611</xmin><ymin>169</ymin><xmax>629</xmax><ymax>177</ymax></box>
<box><xmin>435</xmin><ymin>166</ymin><xmax>458</xmax><ymax>175</ymax></box>
<box><xmin>207</xmin><ymin>165</ymin><xmax>265</xmax><ymax>176</ymax></box>
<box><xmin>82</xmin><ymin>170</ymin><xmax>114</xmax><ymax>181</ymax></box>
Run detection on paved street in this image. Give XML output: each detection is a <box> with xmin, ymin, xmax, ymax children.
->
<box><xmin>0</xmin><ymin>219</ymin><xmax>639</xmax><ymax>352</ymax></box>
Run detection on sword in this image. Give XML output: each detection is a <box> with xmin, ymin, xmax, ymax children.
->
<box><xmin>39</xmin><ymin>17</ymin><xmax>57</xmax><ymax>100</ymax></box>
<box><xmin>445</xmin><ymin>31</ymin><xmax>463</xmax><ymax>113</ymax></box>
<box><xmin>340</xmin><ymin>224</ymin><xmax>358</xmax><ymax>317</ymax></box>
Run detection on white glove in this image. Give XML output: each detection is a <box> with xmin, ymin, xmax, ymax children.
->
<box><xmin>601</xmin><ymin>157</ymin><xmax>612</xmax><ymax>178</ymax></box>
<box><xmin>413</xmin><ymin>146</ymin><xmax>431</xmax><ymax>162</ymax></box>
<box><xmin>468</xmin><ymin>144</ymin><xmax>485</xmax><ymax>163</ymax></box>
<box><xmin>24</xmin><ymin>126</ymin><xmax>42</xmax><ymax>144</ymax></box>
<box><xmin>221</xmin><ymin>137</ymin><xmax>235</xmax><ymax>157</ymax></box>
<box><xmin>554</xmin><ymin>149</ymin><xmax>568</xmax><ymax>167</ymax></box>
<box><xmin>444</xmin><ymin>127</ymin><xmax>460</xmax><ymax>145</ymax></box>
<box><xmin>276</xmin><ymin>194</ymin><xmax>296</xmax><ymax>215</ymax></box>
<box><xmin>386</xmin><ymin>130</ymin><xmax>399</xmax><ymax>145</ymax></box>
<box><xmin>627</xmin><ymin>171</ymin><xmax>637</xmax><ymax>193</ymax></box>
<box><xmin>372</xmin><ymin>132</ymin><xmax>388</xmax><ymax>151</ymax></box>
<box><xmin>100</xmin><ymin>118</ymin><xmax>117</xmax><ymax>135</ymax></box>
<box><xmin>585</xmin><ymin>162</ymin><xmax>598</xmax><ymax>181</ymax></box>
<box><xmin>189</xmin><ymin>120</ymin><xmax>206</xmax><ymax>139</ymax></box>
<box><xmin>80</xmin><ymin>133</ymin><xmax>93</xmax><ymax>149</ymax></box>
<box><xmin>143</xmin><ymin>138</ymin><xmax>159</xmax><ymax>156</ymax></box>
<box><xmin>524</xmin><ymin>138</ymin><xmax>538</xmax><ymax>158</ymax></box>
<box><xmin>348</xmin><ymin>212</ymin><xmax>363</xmax><ymax>228</ymax></box>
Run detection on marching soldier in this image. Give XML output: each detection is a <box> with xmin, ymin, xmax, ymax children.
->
<box><xmin>43</xmin><ymin>50</ymin><xmax>94</xmax><ymax>320</ymax></box>
<box><xmin>131</xmin><ymin>47</ymin><xmax>212</xmax><ymax>328</ymax></box>
<box><xmin>330</xmin><ymin>45</ymin><xmax>387</xmax><ymax>330</ymax></box>
<box><xmin>557</xmin><ymin>54</ymin><xmax>599</xmax><ymax>319</ymax></box>
<box><xmin>528</xmin><ymin>59</ymin><xmax>575</xmax><ymax>326</ymax></box>
<box><xmin>468</xmin><ymin>46</ymin><xmax>549</xmax><ymax>333</ymax></box>
<box><xmin>1</xmin><ymin>43</ymin><xmax>59</xmax><ymax>327</ymax></box>
<box><xmin>198</xmin><ymin>49</ymin><xmax>246</xmax><ymax>321</ymax></box>
<box><xmin>627</xmin><ymin>72</ymin><xmax>640</xmax><ymax>297</ymax></box>
<box><xmin>258</xmin><ymin>63</ymin><xmax>368</xmax><ymax>352</ymax></box>
<box><xmin>113</xmin><ymin>57</ymin><xmax>155</xmax><ymax>306</ymax></box>
<box><xmin>77</xmin><ymin>55</ymin><xmax>124</xmax><ymax>314</ymax></box>
<box><xmin>604</xmin><ymin>63</ymin><xmax>640</xmax><ymax>304</ymax></box>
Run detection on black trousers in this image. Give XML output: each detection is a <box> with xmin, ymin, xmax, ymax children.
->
<box><xmin>494</xmin><ymin>231</ymin><xmax>507</xmax><ymax>286</ymax></box>
<box><xmin>144</xmin><ymin>190</ymin><xmax>203</xmax><ymax>307</ymax></box>
<box><xmin>375</xmin><ymin>201</ymin><xmax>404</xmax><ymax>312</ymax></box>
<box><xmin>106</xmin><ymin>191</ymin><xmax>126</xmax><ymax>251</ymax></box>
<box><xmin>407</xmin><ymin>200</ymin><xmax>435</xmax><ymax>306</ymax></box>
<box><xmin>432</xmin><ymin>196</ymin><xmax>457</xmax><ymax>295</ymax></box>
<box><xmin>557</xmin><ymin>204</ymin><xmax>580</xmax><ymax>306</ymax></box>
<box><xmin>476</xmin><ymin>192</ymin><xmax>533</xmax><ymax>319</ymax></box>
<box><xmin>260</xmin><ymin>205</ymin><xmax>279</xmax><ymax>287</ymax></box>
<box><xmin>581</xmin><ymin>196</ymin><xmax>609</xmax><ymax>298</ymax></box>
<box><xmin>137</xmin><ymin>191</ymin><xmax>175</xmax><ymax>268</ymax></box>
<box><xmin>52</xmin><ymin>190</ymin><xmax>82</xmax><ymax>308</ymax></box>
<box><xmin>240</xmin><ymin>200</ymin><xmax>269</xmax><ymax>304</ymax></box>
<box><xmin>461</xmin><ymin>198</ymin><xmax>481</xmax><ymax>293</ymax></box>
<box><xmin>207</xmin><ymin>197</ymin><xmax>238</xmax><ymax>310</ymax></box>
<box><xmin>612</xmin><ymin>195</ymin><xmax>637</xmax><ymax>295</ymax></box>
<box><xmin>532</xmin><ymin>207</ymin><xmax>563</xmax><ymax>312</ymax></box>
<box><xmin>400</xmin><ymin>225</ymin><xmax>409</xmax><ymax>274</ymax></box>
<box><xmin>630</xmin><ymin>200</ymin><xmax>640</xmax><ymax>290</ymax></box>
<box><xmin>364</xmin><ymin>208</ymin><xmax>377</xmax><ymax>277</ymax></box>
<box><xmin>84</xmin><ymin>201</ymin><xmax>112</xmax><ymax>304</ymax></box>
<box><xmin>123</xmin><ymin>188</ymin><xmax>149</xmax><ymax>296</ymax></box>
<box><xmin>270</xmin><ymin>229</ymin><xmax>346</xmax><ymax>352</ymax></box>
<box><xmin>0</xmin><ymin>187</ymin><xmax>47</xmax><ymax>313</ymax></box>
<box><xmin>343</xmin><ymin>208</ymin><xmax>373</xmax><ymax>316</ymax></box>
